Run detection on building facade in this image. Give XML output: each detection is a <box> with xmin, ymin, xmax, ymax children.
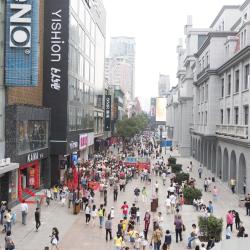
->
<box><xmin>3</xmin><ymin>0</ymin><xmax>51</xmax><ymax>205</ymax></box>
<box><xmin>43</xmin><ymin>0</ymin><xmax>106</xmax><ymax>184</ymax></box>
<box><xmin>169</xmin><ymin>1</ymin><xmax>250</xmax><ymax>194</ymax></box>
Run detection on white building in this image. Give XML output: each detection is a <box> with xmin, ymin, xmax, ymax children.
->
<box><xmin>169</xmin><ymin>1</ymin><xmax>250</xmax><ymax>194</ymax></box>
<box><xmin>109</xmin><ymin>37</ymin><xmax>136</xmax><ymax>100</ymax></box>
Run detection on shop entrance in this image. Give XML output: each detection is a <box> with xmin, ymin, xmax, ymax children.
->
<box><xmin>18</xmin><ymin>161</ymin><xmax>40</xmax><ymax>201</ymax></box>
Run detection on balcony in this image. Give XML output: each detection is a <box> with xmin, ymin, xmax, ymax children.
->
<box><xmin>216</xmin><ymin>124</ymin><xmax>248</xmax><ymax>139</ymax></box>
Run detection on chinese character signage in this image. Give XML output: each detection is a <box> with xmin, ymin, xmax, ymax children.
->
<box><xmin>5</xmin><ymin>0</ymin><xmax>39</xmax><ymax>86</ymax></box>
<box><xmin>79</xmin><ymin>134</ymin><xmax>88</xmax><ymax>150</ymax></box>
<box><xmin>105</xmin><ymin>95</ymin><xmax>111</xmax><ymax>131</ymax></box>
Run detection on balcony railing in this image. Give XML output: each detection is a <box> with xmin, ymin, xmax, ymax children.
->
<box><xmin>216</xmin><ymin>124</ymin><xmax>248</xmax><ymax>139</ymax></box>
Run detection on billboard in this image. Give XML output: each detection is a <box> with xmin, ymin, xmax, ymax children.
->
<box><xmin>156</xmin><ymin>97</ymin><xmax>167</xmax><ymax>122</ymax></box>
<box><xmin>5</xmin><ymin>0</ymin><xmax>40</xmax><ymax>86</ymax></box>
<box><xmin>104</xmin><ymin>95</ymin><xmax>111</xmax><ymax>131</ymax></box>
<box><xmin>43</xmin><ymin>0</ymin><xmax>69</xmax><ymax>141</ymax></box>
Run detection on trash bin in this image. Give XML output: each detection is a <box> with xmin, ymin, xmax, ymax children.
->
<box><xmin>151</xmin><ymin>198</ymin><xmax>158</xmax><ymax>212</ymax></box>
<box><xmin>73</xmin><ymin>200</ymin><xmax>80</xmax><ymax>215</ymax></box>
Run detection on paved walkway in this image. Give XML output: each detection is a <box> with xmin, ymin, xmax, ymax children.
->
<box><xmin>1</xmin><ymin>150</ymin><xmax>249</xmax><ymax>250</ymax></box>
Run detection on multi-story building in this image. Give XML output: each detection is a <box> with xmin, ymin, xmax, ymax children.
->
<box><xmin>158</xmin><ymin>74</ymin><xmax>170</xmax><ymax>97</ymax></box>
<box><xmin>169</xmin><ymin>1</ymin><xmax>250</xmax><ymax>194</ymax></box>
<box><xmin>3</xmin><ymin>0</ymin><xmax>50</xmax><ymax>205</ymax></box>
<box><xmin>43</xmin><ymin>0</ymin><xmax>106</xmax><ymax>184</ymax></box>
<box><xmin>109</xmin><ymin>37</ymin><xmax>136</xmax><ymax>100</ymax></box>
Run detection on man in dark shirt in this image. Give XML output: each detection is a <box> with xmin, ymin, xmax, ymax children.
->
<box><xmin>35</xmin><ymin>208</ymin><xmax>41</xmax><ymax>232</ymax></box>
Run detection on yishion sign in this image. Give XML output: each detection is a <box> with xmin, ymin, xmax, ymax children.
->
<box><xmin>43</xmin><ymin>0</ymin><xmax>69</xmax><ymax>142</ymax></box>
<box><xmin>5</xmin><ymin>0</ymin><xmax>39</xmax><ymax>86</ymax></box>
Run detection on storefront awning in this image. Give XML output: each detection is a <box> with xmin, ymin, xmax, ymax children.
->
<box><xmin>0</xmin><ymin>163</ymin><xmax>19</xmax><ymax>175</ymax></box>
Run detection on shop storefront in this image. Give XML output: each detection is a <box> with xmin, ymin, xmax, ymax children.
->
<box><xmin>0</xmin><ymin>158</ymin><xmax>19</xmax><ymax>206</ymax></box>
<box><xmin>5</xmin><ymin>105</ymin><xmax>50</xmax><ymax>202</ymax></box>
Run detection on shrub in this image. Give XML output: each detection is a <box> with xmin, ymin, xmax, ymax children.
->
<box><xmin>183</xmin><ymin>186</ymin><xmax>202</xmax><ymax>204</ymax></box>
<box><xmin>168</xmin><ymin>157</ymin><xmax>177</xmax><ymax>165</ymax></box>
<box><xmin>171</xmin><ymin>164</ymin><xmax>182</xmax><ymax>173</ymax></box>
<box><xmin>175</xmin><ymin>172</ymin><xmax>189</xmax><ymax>185</ymax></box>
<box><xmin>198</xmin><ymin>216</ymin><xmax>223</xmax><ymax>242</ymax></box>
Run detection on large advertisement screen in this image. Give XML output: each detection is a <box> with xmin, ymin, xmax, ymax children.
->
<box><xmin>5</xmin><ymin>0</ymin><xmax>40</xmax><ymax>86</ymax></box>
<box><xmin>104</xmin><ymin>95</ymin><xmax>111</xmax><ymax>131</ymax></box>
<box><xmin>156</xmin><ymin>97</ymin><xmax>167</xmax><ymax>122</ymax></box>
<box><xmin>43</xmin><ymin>0</ymin><xmax>69</xmax><ymax>141</ymax></box>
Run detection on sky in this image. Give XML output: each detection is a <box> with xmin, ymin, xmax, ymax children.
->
<box><xmin>103</xmin><ymin>0</ymin><xmax>243</xmax><ymax>111</ymax></box>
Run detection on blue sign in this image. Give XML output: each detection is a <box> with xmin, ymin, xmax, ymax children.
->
<box><xmin>161</xmin><ymin>140</ymin><xmax>172</xmax><ymax>147</ymax></box>
<box><xmin>126</xmin><ymin>157</ymin><xmax>137</xmax><ymax>163</ymax></box>
<box><xmin>5</xmin><ymin>0</ymin><xmax>39</xmax><ymax>86</ymax></box>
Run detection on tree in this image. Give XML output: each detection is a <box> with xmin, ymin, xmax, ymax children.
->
<box><xmin>116</xmin><ymin>113</ymin><xmax>149</xmax><ymax>139</ymax></box>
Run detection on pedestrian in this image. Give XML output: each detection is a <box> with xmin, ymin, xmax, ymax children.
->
<box><xmin>5</xmin><ymin>210</ymin><xmax>12</xmax><ymax>233</ymax></box>
<box><xmin>142</xmin><ymin>187</ymin><xmax>147</xmax><ymax>203</ymax></box>
<box><xmin>91</xmin><ymin>204</ymin><xmax>97</xmax><ymax>227</ymax></box>
<box><xmin>105</xmin><ymin>214</ymin><xmax>113</xmax><ymax>242</ymax></box>
<box><xmin>165</xmin><ymin>196</ymin><xmax>171</xmax><ymax>214</ymax></box>
<box><xmin>114</xmin><ymin>232</ymin><xmax>124</xmax><ymax>250</ymax></box>
<box><xmin>98</xmin><ymin>204</ymin><xmax>105</xmax><ymax>228</ymax></box>
<box><xmin>212</xmin><ymin>186</ymin><xmax>218</xmax><ymax>201</ymax></box>
<box><xmin>208</xmin><ymin>201</ymin><xmax>213</xmax><ymax>215</ymax></box>
<box><xmin>198</xmin><ymin>165</ymin><xmax>203</xmax><ymax>178</ymax></box>
<box><xmin>144</xmin><ymin>211</ymin><xmax>151</xmax><ymax>240</ymax></box>
<box><xmin>134</xmin><ymin>187</ymin><xmax>140</xmax><ymax>203</ymax></box>
<box><xmin>226</xmin><ymin>225</ymin><xmax>231</xmax><ymax>239</ymax></box>
<box><xmin>104</xmin><ymin>188</ymin><xmax>107</xmax><ymax>206</ymax></box>
<box><xmin>21</xmin><ymin>199</ymin><xmax>28</xmax><ymax>225</ymax></box>
<box><xmin>162</xmin><ymin>229</ymin><xmax>172</xmax><ymax>250</ymax></box>
<box><xmin>50</xmin><ymin>227</ymin><xmax>59</xmax><ymax>250</ymax></box>
<box><xmin>155</xmin><ymin>181</ymin><xmax>159</xmax><ymax>194</ymax></box>
<box><xmin>136</xmin><ymin>207</ymin><xmax>140</xmax><ymax>225</ymax></box>
<box><xmin>85</xmin><ymin>204</ymin><xmax>91</xmax><ymax>224</ymax></box>
<box><xmin>45</xmin><ymin>188</ymin><xmax>52</xmax><ymax>206</ymax></box>
<box><xmin>245</xmin><ymin>193</ymin><xmax>250</xmax><ymax>216</ymax></box>
<box><xmin>5</xmin><ymin>231</ymin><xmax>15</xmax><ymax>250</ymax></box>
<box><xmin>53</xmin><ymin>185</ymin><xmax>58</xmax><ymax>201</ymax></box>
<box><xmin>68</xmin><ymin>190</ymin><xmax>74</xmax><ymax>208</ymax></box>
<box><xmin>150</xmin><ymin>225</ymin><xmax>162</xmax><ymax>250</ymax></box>
<box><xmin>234</xmin><ymin>211</ymin><xmax>240</xmax><ymax>230</ymax></box>
<box><xmin>35</xmin><ymin>208</ymin><xmax>41</xmax><ymax>232</ymax></box>
<box><xmin>187</xmin><ymin>224</ymin><xmax>198</xmax><ymax>249</ymax></box>
<box><xmin>121</xmin><ymin>201</ymin><xmax>129</xmax><ymax>219</ymax></box>
<box><xmin>113</xmin><ymin>182</ymin><xmax>118</xmax><ymax>202</ymax></box>
<box><xmin>174</xmin><ymin>215</ymin><xmax>183</xmax><ymax>243</ymax></box>
<box><xmin>200</xmin><ymin>243</ymin><xmax>206</xmax><ymax>250</ymax></box>
<box><xmin>0</xmin><ymin>201</ymin><xmax>7</xmax><ymax>225</ymax></box>
<box><xmin>134</xmin><ymin>232</ymin><xmax>141</xmax><ymax>250</ymax></box>
<box><xmin>204</xmin><ymin>178</ymin><xmax>208</xmax><ymax>192</ymax></box>
<box><xmin>226</xmin><ymin>210</ymin><xmax>234</xmax><ymax>232</ymax></box>
<box><xmin>110</xmin><ymin>207</ymin><xmax>115</xmax><ymax>219</ymax></box>
<box><xmin>206</xmin><ymin>236</ymin><xmax>215</xmax><ymax>249</ymax></box>
<box><xmin>230</xmin><ymin>178</ymin><xmax>236</xmax><ymax>194</ymax></box>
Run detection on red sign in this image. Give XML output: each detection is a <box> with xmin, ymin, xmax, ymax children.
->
<box><xmin>79</xmin><ymin>134</ymin><xmax>88</xmax><ymax>150</ymax></box>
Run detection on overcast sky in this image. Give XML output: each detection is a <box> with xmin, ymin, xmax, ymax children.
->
<box><xmin>103</xmin><ymin>0</ymin><xmax>243</xmax><ymax>111</ymax></box>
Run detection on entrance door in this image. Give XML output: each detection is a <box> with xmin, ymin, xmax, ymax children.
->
<box><xmin>0</xmin><ymin>173</ymin><xmax>9</xmax><ymax>202</ymax></box>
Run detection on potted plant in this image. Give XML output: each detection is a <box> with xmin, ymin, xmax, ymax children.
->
<box><xmin>171</xmin><ymin>164</ymin><xmax>183</xmax><ymax>173</ymax></box>
<box><xmin>168</xmin><ymin>157</ymin><xmax>177</xmax><ymax>165</ymax></box>
<box><xmin>198</xmin><ymin>216</ymin><xmax>223</xmax><ymax>242</ymax></box>
<box><xmin>175</xmin><ymin>172</ymin><xmax>189</xmax><ymax>185</ymax></box>
<box><xmin>183</xmin><ymin>186</ymin><xmax>202</xmax><ymax>205</ymax></box>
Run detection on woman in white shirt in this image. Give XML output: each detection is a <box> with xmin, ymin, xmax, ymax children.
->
<box><xmin>91</xmin><ymin>204</ymin><xmax>97</xmax><ymax>227</ymax></box>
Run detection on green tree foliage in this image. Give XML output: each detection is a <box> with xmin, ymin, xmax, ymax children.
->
<box><xmin>198</xmin><ymin>216</ymin><xmax>223</xmax><ymax>242</ymax></box>
<box><xmin>116</xmin><ymin>113</ymin><xmax>149</xmax><ymax>138</ymax></box>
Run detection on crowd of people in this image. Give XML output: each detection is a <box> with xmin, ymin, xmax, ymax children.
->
<box><xmin>0</xmin><ymin>132</ymin><xmax>250</xmax><ymax>250</ymax></box>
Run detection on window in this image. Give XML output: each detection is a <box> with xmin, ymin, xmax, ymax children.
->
<box><xmin>234</xmin><ymin>107</ymin><xmax>239</xmax><ymax>125</ymax></box>
<box><xmin>227</xmin><ymin>74</ymin><xmax>231</xmax><ymax>95</ymax></box>
<box><xmin>220</xmin><ymin>109</ymin><xmax>223</xmax><ymax>124</ymax></box>
<box><xmin>79</xmin><ymin>0</ymin><xmax>85</xmax><ymax>24</ymax></box>
<box><xmin>235</xmin><ymin>70</ymin><xmax>239</xmax><ymax>93</ymax></box>
<box><xmin>205</xmin><ymin>111</ymin><xmax>207</xmax><ymax>125</ymax></box>
<box><xmin>243</xmin><ymin>29</ymin><xmax>247</xmax><ymax>46</ymax></box>
<box><xmin>198</xmin><ymin>112</ymin><xmax>200</xmax><ymax>124</ymax></box>
<box><xmin>244</xmin><ymin>105</ymin><xmax>249</xmax><ymax>125</ymax></box>
<box><xmin>227</xmin><ymin>108</ymin><xmax>230</xmax><ymax>124</ymax></box>
<box><xmin>85</xmin><ymin>35</ymin><xmax>90</xmax><ymax>57</ymax></box>
<box><xmin>205</xmin><ymin>84</ymin><xmax>208</xmax><ymax>102</ymax></box>
<box><xmin>244</xmin><ymin>64</ymin><xmax>249</xmax><ymax>90</ymax></box>
<box><xmin>244</xmin><ymin>13</ymin><xmax>248</xmax><ymax>20</ymax></box>
<box><xmin>206</xmin><ymin>52</ymin><xmax>209</xmax><ymax>67</ymax></box>
<box><xmin>221</xmin><ymin>78</ymin><xmax>224</xmax><ymax>97</ymax></box>
<box><xmin>201</xmin><ymin>112</ymin><xmax>204</xmax><ymax>125</ymax></box>
<box><xmin>85</xmin><ymin>60</ymin><xmax>90</xmax><ymax>82</ymax></box>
